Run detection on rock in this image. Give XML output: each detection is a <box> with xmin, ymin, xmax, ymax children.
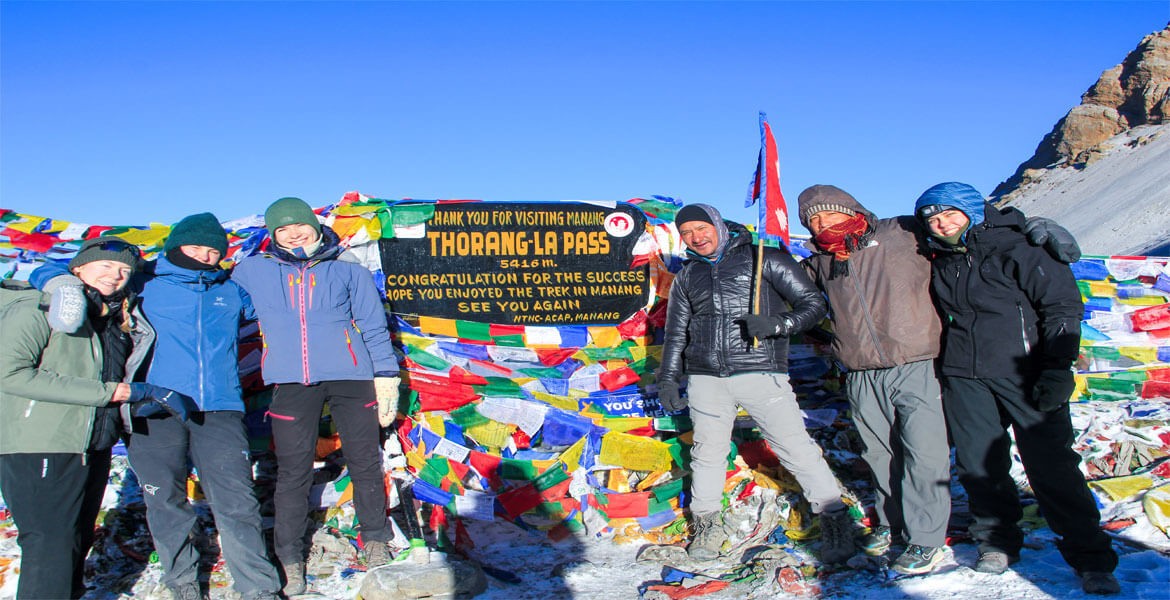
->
<box><xmin>356</xmin><ymin>553</ymin><xmax>487</xmax><ymax>600</ymax></box>
<box><xmin>306</xmin><ymin>529</ymin><xmax>358</xmax><ymax>577</ymax></box>
<box><xmin>1056</xmin><ymin>104</ymin><xmax>1126</xmax><ymax>162</ymax></box>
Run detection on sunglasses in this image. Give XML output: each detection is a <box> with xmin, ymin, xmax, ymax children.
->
<box><xmin>91</xmin><ymin>239</ymin><xmax>142</xmax><ymax>255</ymax></box>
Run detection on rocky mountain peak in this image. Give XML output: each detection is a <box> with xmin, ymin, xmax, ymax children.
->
<box><xmin>993</xmin><ymin>24</ymin><xmax>1170</xmax><ymax>200</ymax></box>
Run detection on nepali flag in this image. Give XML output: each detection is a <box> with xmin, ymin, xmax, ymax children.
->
<box><xmin>744</xmin><ymin>111</ymin><xmax>790</xmax><ymax>247</ymax></box>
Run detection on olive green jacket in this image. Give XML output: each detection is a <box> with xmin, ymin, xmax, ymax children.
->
<box><xmin>0</xmin><ymin>286</ymin><xmax>153</xmax><ymax>454</ymax></box>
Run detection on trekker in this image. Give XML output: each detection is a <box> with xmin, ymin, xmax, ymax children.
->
<box><xmin>231</xmin><ymin>197</ymin><xmax>400</xmax><ymax>596</ymax></box>
<box><xmin>0</xmin><ymin>237</ymin><xmax>166</xmax><ymax>599</ymax></box>
<box><xmin>656</xmin><ymin>203</ymin><xmax>854</xmax><ymax>564</ymax></box>
<box><xmin>796</xmin><ymin>185</ymin><xmax>1081</xmax><ymax>575</ymax></box>
<box><xmin>30</xmin><ymin>215</ymin><xmax>283</xmax><ymax>600</ymax></box>
<box><xmin>796</xmin><ymin>184</ymin><xmax>953</xmax><ymax>575</ymax></box>
<box><xmin>914</xmin><ymin>182</ymin><xmax>1120</xmax><ymax>595</ymax></box>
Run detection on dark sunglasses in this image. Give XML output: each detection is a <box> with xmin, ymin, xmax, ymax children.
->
<box><xmin>92</xmin><ymin>239</ymin><xmax>142</xmax><ymax>255</ymax></box>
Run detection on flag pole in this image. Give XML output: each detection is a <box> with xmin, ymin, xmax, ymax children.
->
<box><xmin>751</xmin><ymin>221</ymin><xmax>765</xmax><ymax>348</ymax></box>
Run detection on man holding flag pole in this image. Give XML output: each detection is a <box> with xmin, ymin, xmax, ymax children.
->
<box><xmin>656</xmin><ymin>113</ymin><xmax>855</xmax><ymax>564</ymax></box>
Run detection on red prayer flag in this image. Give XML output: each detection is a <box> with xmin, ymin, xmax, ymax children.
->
<box><xmin>745</xmin><ymin>112</ymin><xmax>790</xmax><ymax>246</ymax></box>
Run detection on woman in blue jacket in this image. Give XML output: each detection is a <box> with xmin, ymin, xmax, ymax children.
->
<box><xmin>33</xmin><ymin>215</ymin><xmax>281</xmax><ymax>600</ymax></box>
<box><xmin>231</xmin><ymin>197</ymin><xmax>400</xmax><ymax>596</ymax></box>
<box><xmin>914</xmin><ymin>183</ymin><xmax>1119</xmax><ymax>596</ymax></box>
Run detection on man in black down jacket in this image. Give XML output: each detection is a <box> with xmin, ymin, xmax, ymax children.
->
<box><xmin>915</xmin><ymin>182</ymin><xmax>1119</xmax><ymax>596</ymax></box>
<box><xmin>657</xmin><ymin>204</ymin><xmax>854</xmax><ymax>564</ymax></box>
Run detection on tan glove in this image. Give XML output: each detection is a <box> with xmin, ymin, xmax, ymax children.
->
<box><xmin>374</xmin><ymin>376</ymin><xmax>401</xmax><ymax>427</ymax></box>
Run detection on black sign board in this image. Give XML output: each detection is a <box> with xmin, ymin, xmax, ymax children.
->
<box><xmin>379</xmin><ymin>202</ymin><xmax>649</xmax><ymax>325</ymax></box>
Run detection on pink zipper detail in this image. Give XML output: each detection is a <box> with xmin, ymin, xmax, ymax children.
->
<box><xmin>267</xmin><ymin>410</ymin><xmax>295</xmax><ymax>421</ymax></box>
<box><xmin>344</xmin><ymin>328</ymin><xmax>358</xmax><ymax>366</ymax></box>
<box><xmin>298</xmin><ymin>266</ymin><xmax>310</xmax><ymax>384</ymax></box>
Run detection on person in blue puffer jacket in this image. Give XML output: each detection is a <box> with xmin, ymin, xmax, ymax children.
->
<box><xmin>31</xmin><ymin>214</ymin><xmax>282</xmax><ymax>600</ymax></box>
<box><xmin>230</xmin><ymin>197</ymin><xmax>400</xmax><ymax>596</ymax></box>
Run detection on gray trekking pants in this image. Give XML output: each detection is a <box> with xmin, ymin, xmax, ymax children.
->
<box><xmin>128</xmin><ymin>411</ymin><xmax>281</xmax><ymax>597</ymax></box>
<box><xmin>688</xmin><ymin>372</ymin><xmax>845</xmax><ymax>516</ymax></box>
<box><xmin>845</xmin><ymin>359</ymin><xmax>951</xmax><ymax>547</ymax></box>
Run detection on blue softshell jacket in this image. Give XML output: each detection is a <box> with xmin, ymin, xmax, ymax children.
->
<box><xmin>229</xmin><ymin>227</ymin><xmax>398</xmax><ymax>385</ymax></box>
<box><xmin>31</xmin><ymin>257</ymin><xmax>254</xmax><ymax>412</ymax></box>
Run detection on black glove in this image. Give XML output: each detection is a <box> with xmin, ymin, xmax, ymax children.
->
<box><xmin>657</xmin><ymin>382</ymin><xmax>687</xmax><ymax>413</ymax></box>
<box><xmin>1032</xmin><ymin>369</ymin><xmax>1076</xmax><ymax>412</ymax></box>
<box><xmin>128</xmin><ymin>383</ymin><xmax>198</xmax><ymax>421</ymax></box>
<box><xmin>737</xmin><ymin>313</ymin><xmax>793</xmax><ymax>339</ymax></box>
<box><xmin>1024</xmin><ymin>217</ymin><xmax>1082</xmax><ymax>264</ymax></box>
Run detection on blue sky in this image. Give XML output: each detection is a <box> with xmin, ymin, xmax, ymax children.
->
<box><xmin>1</xmin><ymin>1</ymin><xmax>1166</xmax><ymax>231</ymax></box>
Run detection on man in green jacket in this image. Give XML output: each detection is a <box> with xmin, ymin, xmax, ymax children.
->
<box><xmin>0</xmin><ymin>237</ymin><xmax>157</xmax><ymax>599</ymax></box>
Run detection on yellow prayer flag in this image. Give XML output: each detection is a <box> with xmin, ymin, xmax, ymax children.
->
<box><xmin>599</xmin><ymin>431</ymin><xmax>672</xmax><ymax>472</ymax></box>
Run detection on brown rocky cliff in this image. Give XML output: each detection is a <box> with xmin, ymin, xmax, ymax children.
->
<box><xmin>992</xmin><ymin>24</ymin><xmax>1170</xmax><ymax>201</ymax></box>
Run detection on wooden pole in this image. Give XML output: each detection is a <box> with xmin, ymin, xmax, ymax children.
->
<box><xmin>750</xmin><ymin>230</ymin><xmax>765</xmax><ymax>347</ymax></box>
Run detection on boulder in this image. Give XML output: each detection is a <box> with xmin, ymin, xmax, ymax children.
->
<box><xmin>357</xmin><ymin>553</ymin><xmax>488</xmax><ymax>600</ymax></box>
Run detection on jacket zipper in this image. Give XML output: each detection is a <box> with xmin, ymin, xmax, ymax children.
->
<box><xmin>1017</xmin><ymin>303</ymin><xmax>1031</xmax><ymax>354</ymax></box>
<box><xmin>297</xmin><ymin>265</ymin><xmax>310</xmax><ymax>384</ymax></box>
<box><xmin>961</xmin><ymin>254</ymin><xmax>977</xmax><ymax>376</ymax></box>
<box><xmin>344</xmin><ymin>328</ymin><xmax>358</xmax><ymax>365</ymax></box>
<box><xmin>197</xmin><ymin>272</ymin><xmax>205</xmax><ymax>408</ymax></box>
<box><xmin>849</xmin><ymin>273</ymin><xmax>890</xmax><ymax>365</ymax></box>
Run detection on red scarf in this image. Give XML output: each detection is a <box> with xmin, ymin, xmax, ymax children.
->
<box><xmin>813</xmin><ymin>214</ymin><xmax>869</xmax><ymax>260</ymax></box>
<box><xmin>813</xmin><ymin>214</ymin><xmax>870</xmax><ymax>279</ymax></box>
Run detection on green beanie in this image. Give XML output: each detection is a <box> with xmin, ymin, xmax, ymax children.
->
<box><xmin>164</xmin><ymin>212</ymin><xmax>228</xmax><ymax>254</ymax></box>
<box><xmin>264</xmin><ymin>197</ymin><xmax>321</xmax><ymax>235</ymax></box>
<box><xmin>68</xmin><ymin>236</ymin><xmax>142</xmax><ymax>271</ymax></box>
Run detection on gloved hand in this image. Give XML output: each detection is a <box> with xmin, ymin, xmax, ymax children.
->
<box><xmin>737</xmin><ymin>313</ymin><xmax>793</xmax><ymax>339</ymax></box>
<box><xmin>43</xmin><ymin>274</ymin><xmax>87</xmax><ymax>333</ymax></box>
<box><xmin>1024</xmin><ymin>217</ymin><xmax>1082</xmax><ymax>264</ymax></box>
<box><xmin>128</xmin><ymin>383</ymin><xmax>198</xmax><ymax>421</ymax></box>
<box><xmin>374</xmin><ymin>376</ymin><xmax>401</xmax><ymax>427</ymax></box>
<box><xmin>1032</xmin><ymin>368</ymin><xmax>1076</xmax><ymax>412</ymax></box>
<box><xmin>657</xmin><ymin>381</ymin><xmax>687</xmax><ymax>413</ymax></box>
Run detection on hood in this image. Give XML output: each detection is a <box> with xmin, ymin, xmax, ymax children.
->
<box><xmin>679</xmin><ymin>203</ymin><xmax>733</xmax><ymax>261</ymax></box>
<box><xmin>797</xmin><ymin>184</ymin><xmax>877</xmax><ymax>229</ymax></box>
<box><xmin>914</xmin><ymin>182</ymin><xmax>987</xmax><ymax>244</ymax></box>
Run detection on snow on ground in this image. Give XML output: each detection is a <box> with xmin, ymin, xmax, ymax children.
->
<box><xmin>1002</xmin><ymin>124</ymin><xmax>1170</xmax><ymax>257</ymax></box>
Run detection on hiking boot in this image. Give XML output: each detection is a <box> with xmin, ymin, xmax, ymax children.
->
<box><xmin>169</xmin><ymin>582</ymin><xmax>206</xmax><ymax>600</ymax></box>
<box><xmin>687</xmin><ymin>511</ymin><xmax>727</xmax><ymax>561</ymax></box>
<box><xmin>364</xmin><ymin>540</ymin><xmax>392</xmax><ymax>567</ymax></box>
<box><xmin>861</xmin><ymin>525</ymin><xmax>892</xmax><ymax>556</ymax></box>
<box><xmin>891</xmin><ymin>544</ymin><xmax>945</xmax><ymax>575</ymax></box>
<box><xmin>974</xmin><ymin>551</ymin><xmax>1018</xmax><ymax>574</ymax></box>
<box><xmin>281</xmin><ymin>561</ymin><xmax>306</xmax><ymax>597</ymax></box>
<box><xmin>818</xmin><ymin>507</ymin><xmax>855</xmax><ymax>564</ymax></box>
<box><xmin>1080</xmin><ymin>571</ymin><xmax>1121</xmax><ymax>595</ymax></box>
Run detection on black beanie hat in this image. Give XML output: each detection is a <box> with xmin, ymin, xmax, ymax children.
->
<box><xmin>164</xmin><ymin>212</ymin><xmax>228</xmax><ymax>255</ymax></box>
<box><xmin>68</xmin><ymin>236</ymin><xmax>142</xmax><ymax>271</ymax></box>
<box><xmin>675</xmin><ymin>204</ymin><xmax>715</xmax><ymax>227</ymax></box>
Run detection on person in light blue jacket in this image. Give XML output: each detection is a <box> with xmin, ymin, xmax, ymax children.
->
<box><xmin>230</xmin><ymin>197</ymin><xmax>400</xmax><ymax>596</ymax></box>
<box><xmin>32</xmin><ymin>215</ymin><xmax>281</xmax><ymax>600</ymax></box>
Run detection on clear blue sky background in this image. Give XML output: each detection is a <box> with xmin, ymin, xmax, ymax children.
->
<box><xmin>2</xmin><ymin>1</ymin><xmax>1166</xmax><ymax>230</ymax></box>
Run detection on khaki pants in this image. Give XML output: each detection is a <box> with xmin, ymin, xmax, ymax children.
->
<box><xmin>688</xmin><ymin>372</ymin><xmax>844</xmax><ymax>515</ymax></box>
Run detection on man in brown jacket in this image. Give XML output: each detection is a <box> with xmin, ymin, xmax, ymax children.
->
<box><xmin>798</xmin><ymin>185</ymin><xmax>952</xmax><ymax>575</ymax></box>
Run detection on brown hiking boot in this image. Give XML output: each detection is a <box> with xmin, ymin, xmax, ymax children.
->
<box><xmin>687</xmin><ymin>512</ymin><xmax>727</xmax><ymax>561</ymax></box>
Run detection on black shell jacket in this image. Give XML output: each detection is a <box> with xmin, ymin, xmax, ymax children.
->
<box><xmin>658</xmin><ymin>222</ymin><xmax>828</xmax><ymax>384</ymax></box>
<box><xmin>926</xmin><ymin>204</ymin><xmax>1083</xmax><ymax>382</ymax></box>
